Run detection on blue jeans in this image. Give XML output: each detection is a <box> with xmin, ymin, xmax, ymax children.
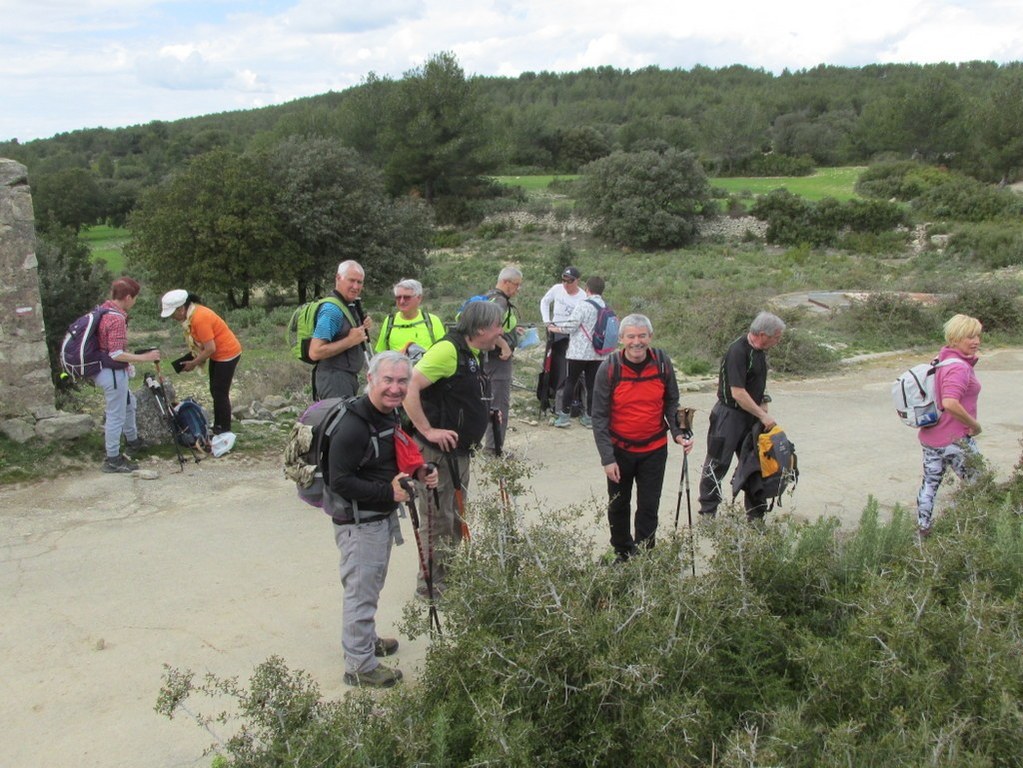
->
<box><xmin>95</xmin><ymin>367</ymin><xmax>137</xmax><ymax>458</ymax></box>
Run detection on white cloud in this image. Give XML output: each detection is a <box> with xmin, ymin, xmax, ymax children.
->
<box><xmin>3</xmin><ymin>0</ymin><xmax>1023</xmax><ymax>142</ymax></box>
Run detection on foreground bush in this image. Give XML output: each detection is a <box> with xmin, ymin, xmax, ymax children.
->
<box><xmin>159</xmin><ymin>459</ymin><xmax>1023</xmax><ymax>767</ymax></box>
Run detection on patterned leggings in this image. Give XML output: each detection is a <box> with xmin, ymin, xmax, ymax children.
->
<box><xmin>916</xmin><ymin>437</ymin><xmax>981</xmax><ymax>530</ymax></box>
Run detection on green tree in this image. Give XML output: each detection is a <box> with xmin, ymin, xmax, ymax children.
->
<box><xmin>578</xmin><ymin>148</ymin><xmax>714</xmax><ymax>249</ymax></box>
<box><xmin>264</xmin><ymin>137</ymin><xmax>433</xmax><ymax>300</ymax></box>
<box><xmin>35</xmin><ymin>228</ymin><xmax>112</xmax><ymax>382</ymax></box>
<box><xmin>977</xmin><ymin>69</ymin><xmax>1023</xmax><ymax>182</ymax></box>
<box><xmin>31</xmin><ymin>167</ymin><xmax>103</xmax><ymax>233</ymax></box>
<box><xmin>380</xmin><ymin>52</ymin><xmax>499</xmax><ymax>203</ymax></box>
<box><xmin>125</xmin><ymin>149</ymin><xmax>290</xmax><ymax>308</ymax></box>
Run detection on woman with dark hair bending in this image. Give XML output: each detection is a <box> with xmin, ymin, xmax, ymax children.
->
<box><xmin>160</xmin><ymin>289</ymin><xmax>242</xmax><ymax>435</ymax></box>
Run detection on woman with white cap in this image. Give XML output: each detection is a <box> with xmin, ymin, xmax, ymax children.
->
<box><xmin>161</xmin><ymin>290</ymin><xmax>242</xmax><ymax>435</ymax></box>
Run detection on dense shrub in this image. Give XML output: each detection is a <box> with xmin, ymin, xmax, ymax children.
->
<box><xmin>768</xmin><ymin>327</ymin><xmax>841</xmax><ymax>376</ymax></box>
<box><xmin>736</xmin><ymin>153</ymin><xmax>815</xmax><ymax>177</ymax></box>
<box><xmin>751</xmin><ymin>191</ymin><xmax>907</xmax><ymax>247</ymax></box>
<box><xmin>160</xmin><ymin>466</ymin><xmax>1023</xmax><ymax>767</ymax></box>
<box><xmin>855</xmin><ymin>160</ymin><xmax>950</xmax><ymax>201</ymax></box>
<box><xmin>36</xmin><ymin>228</ymin><xmax>113</xmax><ymax>384</ymax></box>
<box><xmin>578</xmin><ymin>148</ymin><xmax>714</xmax><ymax>249</ymax></box>
<box><xmin>946</xmin><ymin>222</ymin><xmax>1023</xmax><ymax>269</ymax></box>
<box><xmin>913</xmin><ymin>174</ymin><xmax>1023</xmax><ymax>222</ymax></box>
<box><xmin>941</xmin><ymin>282</ymin><xmax>1023</xmax><ymax>333</ymax></box>
<box><xmin>839</xmin><ymin>292</ymin><xmax>940</xmax><ymax>348</ymax></box>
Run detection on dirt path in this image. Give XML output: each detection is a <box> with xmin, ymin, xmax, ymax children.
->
<box><xmin>4</xmin><ymin>349</ymin><xmax>1023</xmax><ymax>766</ymax></box>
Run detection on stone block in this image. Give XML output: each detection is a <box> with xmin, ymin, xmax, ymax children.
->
<box><xmin>35</xmin><ymin>413</ymin><xmax>94</xmax><ymax>441</ymax></box>
<box><xmin>134</xmin><ymin>380</ymin><xmax>178</xmax><ymax>445</ymax></box>
<box><xmin>1</xmin><ymin>418</ymin><xmax>35</xmax><ymax>443</ymax></box>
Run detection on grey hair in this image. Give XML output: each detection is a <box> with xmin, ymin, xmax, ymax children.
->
<box><xmin>456</xmin><ymin>300</ymin><xmax>504</xmax><ymax>337</ymax></box>
<box><xmin>337</xmin><ymin>260</ymin><xmax>365</xmax><ymax>278</ymax></box>
<box><xmin>498</xmin><ymin>266</ymin><xmax>522</xmax><ymax>283</ymax></box>
<box><xmin>393</xmin><ymin>278</ymin><xmax>423</xmax><ymax>297</ymax></box>
<box><xmin>619</xmin><ymin>313</ymin><xmax>653</xmax><ymax>335</ymax></box>
<box><xmin>368</xmin><ymin>350</ymin><xmax>412</xmax><ymax>379</ymax></box>
<box><xmin>749</xmin><ymin>311</ymin><xmax>786</xmax><ymax>336</ymax></box>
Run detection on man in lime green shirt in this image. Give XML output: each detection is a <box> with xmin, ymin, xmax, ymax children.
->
<box><xmin>374</xmin><ymin>279</ymin><xmax>446</xmax><ymax>356</ymax></box>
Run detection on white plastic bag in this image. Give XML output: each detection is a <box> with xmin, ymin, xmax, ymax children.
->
<box><xmin>211</xmin><ymin>431</ymin><xmax>236</xmax><ymax>457</ymax></box>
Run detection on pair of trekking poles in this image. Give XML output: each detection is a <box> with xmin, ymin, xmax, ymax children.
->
<box><xmin>400</xmin><ymin>471</ymin><xmax>443</xmax><ymax>635</ymax></box>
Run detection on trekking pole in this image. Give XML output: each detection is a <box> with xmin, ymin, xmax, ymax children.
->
<box><xmin>147</xmin><ymin>365</ymin><xmax>186</xmax><ymax>472</ymax></box>
<box><xmin>444</xmin><ymin>452</ymin><xmax>470</xmax><ymax>542</ymax></box>
<box><xmin>537</xmin><ymin>332</ymin><xmax>554</xmax><ymax>420</ymax></box>
<box><xmin>490</xmin><ymin>408</ymin><xmax>511</xmax><ymax>512</ymax></box>
<box><xmin>675</xmin><ymin>407</ymin><xmax>696</xmax><ymax>577</ymax></box>
<box><xmin>400</xmin><ymin>476</ymin><xmax>442</xmax><ymax>635</ymax></box>
<box><xmin>352</xmin><ymin>298</ymin><xmax>373</xmax><ymax>370</ymax></box>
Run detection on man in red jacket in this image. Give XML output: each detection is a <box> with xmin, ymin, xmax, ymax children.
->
<box><xmin>591</xmin><ymin>314</ymin><xmax>694</xmax><ymax>563</ymax></box>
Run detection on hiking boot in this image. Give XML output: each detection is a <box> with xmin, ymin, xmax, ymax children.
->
<box><xmin>344</xmin><ymin>664</ymin><xmax>403</xmax><ymax>688</ymax></box>
<box><xmin>102</xmin><ymin>454</ymin><xmax>138</xmax><ymax>474</ymax></box>
<box><xmin>124</xmin><ymin>437</ymin><xmax>146</xmax><ymax>453</ymax></box>
<box><xmin>552</xmin><ymin>412</ymin><xmax>571</xmax><ymax>428</ymax></box>
<box><xmin>917</xmin><ymin>525</ymin><xmax>932</xmax><ymax>540</ymax></box>
<box><xmin>374</xmin><ymin>637</ymin><xmax>399</xmax><ymax>657</ymax></box>
<box><xmin>579</xmin><ymin>414</ymin><xmax>593</xmax><ymax>429</ymax></box>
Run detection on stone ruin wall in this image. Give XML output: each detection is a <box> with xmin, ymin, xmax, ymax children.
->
<box><xmin>0</xmin><ymin>158</ymin><xmax>94</xmax><ymax>443</ymax></box>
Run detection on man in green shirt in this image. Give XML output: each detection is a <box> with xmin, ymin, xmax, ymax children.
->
<box><xmin>374</xmin><ymin>278</ymin><xmax>446</xmax><ymax>356</ymax></box>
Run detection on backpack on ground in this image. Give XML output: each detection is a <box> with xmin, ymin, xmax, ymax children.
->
<box><xmin>582</xmin><ymin>299</ymin><xmax>619</xmax><ymax>355</ymax></box>
<box><xmin>892</xmin><ymin>358</ymin><xmax>967</xmax><ymax>428</ymax></box>
<box><xmin>59</xmin><ymin>307</ymin><xmax>126</xmax><ymax>381</ymax></box>
<box><xmin>173</xmin><ymin>398</ymin><xmax>211</xmax><ymax>453</ymax></box>
<box><xmin>283</xmin><ymin>398</ymin><xmax>393</xmax><ymax>509</ymax></box>
<box><xmin>286</xmin><ymin>297</ymin><xmax>357</xmax><ymax>364</ymax></box>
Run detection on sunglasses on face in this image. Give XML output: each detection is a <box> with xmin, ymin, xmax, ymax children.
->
<box><xmin>562</xmin><ymin>277</ymin><xmax>576</xmax><ymax>283</ymax></box>
<box><xmin>395</xmin><ymin>295</ymin><xmax>416</xmax><ymax>302</ymax></box>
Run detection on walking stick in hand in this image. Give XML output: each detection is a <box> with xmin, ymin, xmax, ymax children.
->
<box><xmin>445</xmin><ymin>452</ymin><xmax>470</xmax><ymax>542</ymax></box>
<box><xmin>674</xmin><ymin>406</ymin><xmax>697</xmax><ymax>577</ymax></box>
<box><xmin>400</xmin><ymin>477</ymin><xmax>442</xmax><ymax>634</ymax></box>
<box><xmin>490</xmin><ymin>408</ymin><xmax>512</xmax><ymax>512</ymax></box>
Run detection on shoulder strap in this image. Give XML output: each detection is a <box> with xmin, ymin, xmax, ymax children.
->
<box><xmin>383</xmin><ymin>312</ymin><xmax>396</xmax><ymax>348</ymax></box>
<box><xmin>322</xmin><ymin>294</ymin><xmax>358</xmax><ymax>328</ymax></box>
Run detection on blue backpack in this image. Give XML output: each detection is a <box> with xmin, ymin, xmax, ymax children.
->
<box><xmin>583</xmin><ymin>299</ymin><xmax>620</xmax><ymax>355</ymax></box>
<box><xmin>173</xmin><ymin>398</ymin><xmax>211</xmax><ymax>451</ymax></box>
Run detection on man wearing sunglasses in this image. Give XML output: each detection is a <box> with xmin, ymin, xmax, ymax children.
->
<box><xmin>375</xmin><ymin>278</ymin><xmax>446</xmax><ymax>356</ymax></box>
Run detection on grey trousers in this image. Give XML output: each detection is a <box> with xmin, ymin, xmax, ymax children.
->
<box><xmin>333</xmin><ymin>513</ymin><xmax>397</xmax><ymax>675</ymax></box>
<box><xmin>96</xmin><ymin>367</ymin><xmax>138</xmax><ymax>458</ymax></box>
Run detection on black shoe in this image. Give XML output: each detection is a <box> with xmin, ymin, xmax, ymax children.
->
<box><xmin>102</xmin><ymin>454</ymin><xmax>138</xmax><ymax>474</ymax></box>
<box><xmin>125</xmin><ymin>437</ymin><xmax>146</xmax><ymax>452</ymax></box>
<box><xmin>374</xmin><ymin>637</ymin><xmax>399</xmax><ymax>657</ymax></box>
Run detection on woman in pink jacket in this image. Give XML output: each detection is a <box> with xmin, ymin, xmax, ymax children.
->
<box><xmin>916</xmin><ymin>313</ymin><xmax>983</xmax><ymax>537</ymax></box>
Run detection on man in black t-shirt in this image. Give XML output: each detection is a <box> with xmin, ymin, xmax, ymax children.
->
<box><xmin>697</xmin><ymin>311</ymin><xmax>785</xmax><ymax>520</ymax></box>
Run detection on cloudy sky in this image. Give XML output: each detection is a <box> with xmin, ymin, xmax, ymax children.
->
<box><xmin>3</xmin><ymin>0</ymin><xmax>1022</xmax><ymax>143</ymax></box>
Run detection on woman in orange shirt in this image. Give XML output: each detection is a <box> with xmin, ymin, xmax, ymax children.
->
<box><xmin>161</xmin><ymin>290</ymin><xmax>242</xmax><ymax>435</ymax></box>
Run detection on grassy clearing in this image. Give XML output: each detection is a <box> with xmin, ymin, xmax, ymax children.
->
<box><xmin>80</xmin><ymin>224</ymin><xmax>129</xmax><ymax>273</ymax></box>
<box><xmin>492</xmin><ymin>174</ymin><xmax>579</xmax><ymax>193</ymax></box>
<box><xmin>495</xmin><ymin>167</ymin><xmax>864</xmax><ymax>202</ymax></box>
<box><xmin>711</xmin><ymin>166</ymin><xmax>864</xmax><ymax>201</ymax></box>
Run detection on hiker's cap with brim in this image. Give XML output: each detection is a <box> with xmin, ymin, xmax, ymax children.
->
<box><xmin>562</xmin><ymin>266</ymin><xmax>581</xmax><ymax>280</ymax></box>
<box><xmin>160</xmin><ymin>289</ymin><xmax>189</xmax><ymax>318</ymax></box>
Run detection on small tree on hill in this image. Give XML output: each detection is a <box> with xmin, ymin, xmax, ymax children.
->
<box><xmin>578</xmin><ymin>148</ymin><xmax>714</xmax><ymax>249</ymax></box>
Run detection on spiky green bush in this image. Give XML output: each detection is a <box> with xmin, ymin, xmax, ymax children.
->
<box><xmin>160</xmin><ymin>457</ymin><xmax>1023</xmax><ymax>767</ymax></box>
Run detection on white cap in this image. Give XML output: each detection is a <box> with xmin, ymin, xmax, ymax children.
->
<box><xmin>160</xmin><ymin>289</ymin><xmax>189</xmax><ymax>318</ymax></box>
